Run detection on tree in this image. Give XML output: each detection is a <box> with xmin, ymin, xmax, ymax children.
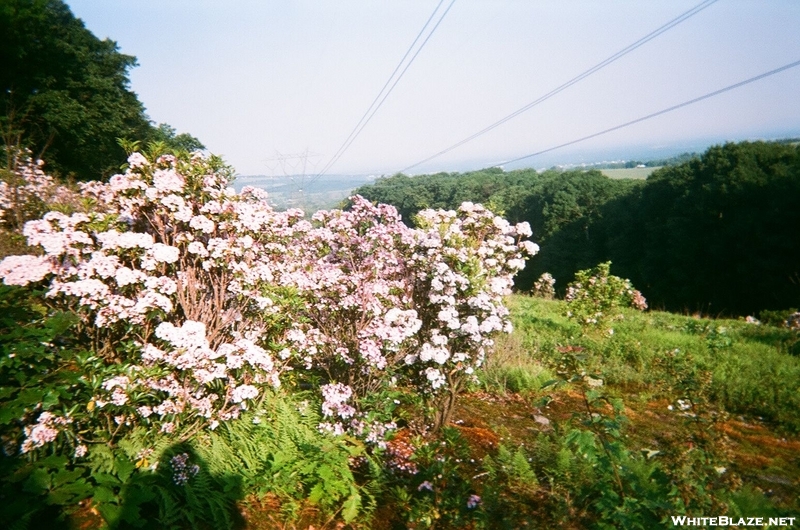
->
<box><xmin>0</xmin><ymin>0</ymin><xmax>200</xmax><ymax>181</ymax></box>
<box><xmin>633</xmin><ymin>141</ymin><xmax>800</xmax><ymax>314</ymax></box>
<box><xmin>149</xmin><ymin>123</ymin><xmax>205</xmax><ymax>153</ymax></box>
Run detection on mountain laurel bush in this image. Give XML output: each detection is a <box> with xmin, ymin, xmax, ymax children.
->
<box><xmin>565</xmin><ymin>262</ymin><xmax>647</xmax><ymax>329</ymax></box>
<box><xmin>0</xmin><ymin>150</ymin><xmax>538</xmax><ymax>461</ymax></box>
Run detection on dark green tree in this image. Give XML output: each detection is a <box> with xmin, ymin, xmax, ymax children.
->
<box><xmin>630</xmin><ymin>141</ymin><xmax>800</xmax><ymax>314</ymax></box>
<box><xmin>0</xmin><ymin>0</ymin><xmax>200</xmax><ymax>181</ymax></box>
<box><xmin>149</xmin><ymin>122</ymin><xmax>205</xmax><ymax>153</ymax></box>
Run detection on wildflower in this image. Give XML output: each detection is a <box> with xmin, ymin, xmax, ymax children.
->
<box><xmin>467</xmin><ymin>494</ymin><xmax>482</xmax><ymax>509</ymax></box>
<box><xmin>418</xmin><ymin>481</ymin><xmax>434</xmax><ymax>492</ymax></box>
<box><xmin>171</xmin><ymin>453</ymin><xmax>200</xmax><ymax>485</ymax></box>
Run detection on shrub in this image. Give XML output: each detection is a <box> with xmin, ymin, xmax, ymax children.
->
<box><xmin>565</xmin><ymin>261</ymin><xmax>647</xmax><ymax>330</ymax></box>
<box><xmin>531</xmin><ymin>272</ymin><xmax>556</xmax><ymax>299</ymax></box>
<box><xmin>0</xmin><ymin>151</ymin><xmax>538</xmax><ymax>464</ymax></box>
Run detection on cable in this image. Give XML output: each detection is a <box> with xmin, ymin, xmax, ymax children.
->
<box><xmin>400</xmin><ymin>0</ymin><xmax>719</xmax><ymax>174</ymax></box>
<box><xmin>311</xmin><ymin>0</ymin><xmax>457</xmax><ymax>185</ymax></box>
<box><xmin>494</xmin><ymin>58</ymin><xmax>800</xmax><ymax>167</ymax></box>
<box><xmin>316</xmin><ymin>0</ymin><xmax>445</xmax><ymax>177</ymax></box>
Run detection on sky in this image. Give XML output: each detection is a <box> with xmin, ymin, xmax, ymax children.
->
<box><xmin>66</xmin><ymin>0</ymin><xmax>800</xmax><ymax>178</ymax></box>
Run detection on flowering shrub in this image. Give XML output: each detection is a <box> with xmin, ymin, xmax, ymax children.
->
<box><xmin>0</xmin><ymin>152</ymin><xmax>537</xmax><ymax>457</ymax></box>
<box><xmin>274</xmin><ymin>197</ymin><xmax>536</xmax><ymax>433</ymax></box>
<box><xmin>404</xmin><ymin>203</ymin><xmax>537</xmax><ymax>429</ymax></box>
<box><xmin>0</xmin><ymin>152</ymin><xmax>304</xmax><ymax>450</ymax></box>
<box><xmin>0</xmin><ymin>150</ymin><xmax>81</xmax><ymax>231</ymax></box>
<box><xmin>787</xmin><ymin>312</ymin><xmax>800</xmax><ymax>331</ymax></box>
<box><xmin>565</xmin><ymin>262</ymin><xmax>647</xmax><ymax>329</ymax></box>
<box><xmin>532</xmin><ymin>272</ymin><xmax>556</xmax><ymax>299</ymax></box>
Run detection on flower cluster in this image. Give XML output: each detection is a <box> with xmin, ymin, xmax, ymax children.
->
<box><xmin>0</xmin><ymin>150</ymin><xmax>80</xmax><ymax>230</ymax></box>
<box><xmin>20</xmin><ymin>411</ymin><xmax>71</xmax><ymax>454</ymax></box>
<box><xmin>171</xmin><ymin>453</ymin><xmax>200</xmax><ymax>485</ymax></box>
<box><xmin>466</xmin><ymin>494</ymin><xmax>482</xmax><ymax>509</ymax></box>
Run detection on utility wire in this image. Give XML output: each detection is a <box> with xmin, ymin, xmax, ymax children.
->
<box><xmin>311</xmin><ymin>0</ymin><xmax>457</xmax><ymax>185</ymax></box>
<box><xmin>494</xmin><ymin>58</ymin><xmax>800</xmax><ymax>167</ymax></box>
<box><xmin>400</xmin><ymin>0</ymin><xmax>719</xmax><ymax>174</ymax></box>
<box><xmin>316</xmin><ymin>0</ymin><xmax>444</xmax><ymax>178</ymax></box>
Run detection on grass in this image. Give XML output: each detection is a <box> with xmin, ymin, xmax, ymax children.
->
<box><xmin>503</xmin><ymin>295</ymin><xmax>800</xmax><ymax>431</ymax></box>
<box><xmin>460</xmin><ymin>294</ymin><xmax>800</xmax><ymax>522</ymax></box>
<box><xmin>600</xmin><ymin>166</ymin><xmax>661</xmax><ymax>179</ymax></box>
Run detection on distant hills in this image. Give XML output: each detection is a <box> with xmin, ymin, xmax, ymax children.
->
<box><xmin>234</xmin><ymin>138</ymin><xmax>800</xmax><ymax>212</ymax></box>
<box><xmin>232</xmin><ymin>174</ymin><xmax>377</xmax><ymax>212</ymax></box>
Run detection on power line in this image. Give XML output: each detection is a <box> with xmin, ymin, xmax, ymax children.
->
<box><xmin>495</xmin><ymin>58</ymin><xmax>800</xmax><ymax>167</ymax></box>
<box><xmin>400</xmin><ymin>0</ymin><xmax>719</xmax><ymax>174</ymax></box>
<box><xmin>311</xmin><ymin>0</ymin><xmax>457</xmax><ymax>184</ymax></box>
<box><xmin>315</xmin><ymin>0</ymin><xmax>445</xmax><ymax>179</ymax></box>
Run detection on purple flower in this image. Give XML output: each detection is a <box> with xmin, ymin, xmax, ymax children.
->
<box><xmin>467</xmin><ymin>494</ymin><xmax>481</xmax><ymax>509</ymax></box>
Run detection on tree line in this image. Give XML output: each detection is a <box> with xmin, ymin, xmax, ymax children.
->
<box><xmin>354</xmin><ymin>140</ymin><xmax>800</xmax><ymax>316</ymax></box>
<box><xmin>1</xmin><ymin>0</ymin><xmax>203</xmax><ymax>180</ymax></box>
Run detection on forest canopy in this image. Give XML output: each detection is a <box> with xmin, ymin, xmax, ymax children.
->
<box><xmin>354</xmin><ymin>141</ymin><xmax>800</xmax><ymax>316</ymax></box>
<box><xmin>0</xmin><ymin>0</ymin><xmax>202</xmax><ymax>180</ymax></box>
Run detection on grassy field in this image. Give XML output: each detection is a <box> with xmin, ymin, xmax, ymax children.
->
<box><xmin>468</xmin><ymin>295</ymin><xmax>800</xmax><ymax>522</ymax></box>
<box><xmin>600</xmin><ymin>166</ymin><xmax>661</xmax><ymax>179</ymax></box>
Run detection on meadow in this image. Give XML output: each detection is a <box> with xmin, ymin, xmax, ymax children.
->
<box><xmin>599</xmin><ymin>167</ymin><xmax>660</xmax><ymax>179</ymax></box>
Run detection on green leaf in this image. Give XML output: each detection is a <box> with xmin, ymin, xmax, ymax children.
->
<box><xmin>114</xmin><ymin>456</ymin><xmax>135</xmax><ymax>483</ymax></box>
<box><xmin>0</xmin><ymin>401</ymin><xmax>24</xmax><ymax>424</ymax></box>
<box><xmin>23</xmin><ymin>468</ymin><xmax>51</xmax><ymax>495</ymax></box>
<box><xmin>17</xmin><ymin>388</ymin><xmax>46</xmax><ymax>405</ymax></box>
<box><xmin>341</xmin><ymin>490</ymin><xmax>361</xmax><ymax>523</ymax></box>
<box><xmin>92</xmin><ymin>485</ymin><xmax>118</xmax><ymax>504</ymax></box>
<box><xmin>308</xmin><ymin>483</ymin><xmax>325</xmax><ymax>505</ymax></box>
<box><xmin>92</xmin><ymin>472</ymin><xmax>121</xmax><ymax>486</ymax></box>
<box><xmin>52</xmin><ymin>468</ymin><xmax>85</xmax><ymax>487</ymax></box>
<box><xmin>540</xmin><ymin>379</ymin><xmax>560</xmax><ymax>390</ymax></box>
<box><xmin>97</xmin><ymin>501</ymin><xmax>121</xmax><ymax>524</ymax></box>
<box><xmin>316</xmin><ymin>464</ymin><xmax>335</xmax><ymax>483</ymax></box>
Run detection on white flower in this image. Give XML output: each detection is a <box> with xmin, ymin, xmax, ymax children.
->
<box><xmin>521</xmin><ymin>240</ymin><xmax>539</xmax><ymax>255</ymax></box>
<box><xmin>189</xmin><ymin>215</ymin><xmax>215</xmax><ymax>234</ymax></box>
<box><xmin>151</xmin><ymin>243</ymin><xmax>180</xmax><ymax>264</ymax></box>
<box><xmin>187</xmin><ymin>241</ymin><xmax>209</xmax><ymax>257</ymax></box>
<box><xmin>231</xmin><ymin>384</ymin><xmax>259</xmax><ymax>403</ymax></box>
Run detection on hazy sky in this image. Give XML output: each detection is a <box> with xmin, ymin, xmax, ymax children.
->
<box><xmin>66</xmin><ymin>1</ymin><xmax>800</xmax><ymax>177</ymax></box>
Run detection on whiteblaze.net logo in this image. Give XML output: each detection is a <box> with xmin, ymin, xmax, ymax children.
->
<box><xmin>671</xmin><ymin>516</ymin><xmax>796</xmax><ymax>527</ymax></box>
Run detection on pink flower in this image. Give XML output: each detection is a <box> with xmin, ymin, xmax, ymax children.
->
<box><xmin>0</xmin><ymin>255</ymin><xmax>53</xmax><ymax>286</ymax></box>
<box><xmin>230</xmin><ymin>384</ymin><xmax>259</xmax><ymax>403</ymax></box>
<box><xmin>127</xmin><ymin>152</ymin><xmax>148</xmax><ymax>169</ymax></box>
<box><xmin>152</xmin><ymin>169</ymin><xmax>184</xmax><ymax>193</ymax></box>
<box><xmin>189</xmin><ymin>215</ymin><xmax>215</xmax><ymax>234</ymax></box>
<box><xmin>151</xmin><ymin>243</ymin><xmax>180</xmax><ymax>264</ymax></box>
